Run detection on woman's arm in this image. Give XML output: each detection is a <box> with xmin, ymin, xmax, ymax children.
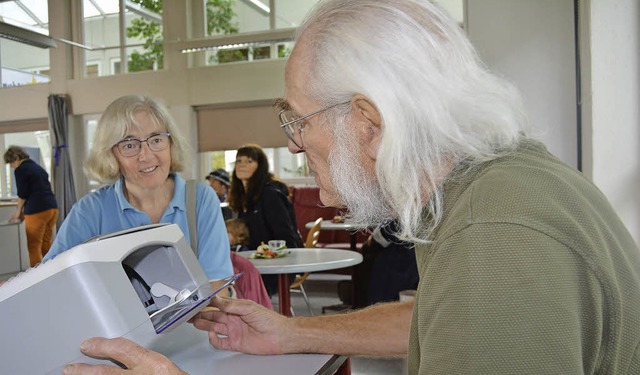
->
<box><xmin>194</xmin><ymin>183</ymin><xmax>234</xmax><ymax>279</ymax></box>
<box><xmin>9</xmin><ymin>197</ymin><xmax>25</xmax><ymax>222</ymax></box>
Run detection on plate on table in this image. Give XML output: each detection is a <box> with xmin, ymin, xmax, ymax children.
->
<box><xmin>249</xmin><ymin>250</ymin><xmax>291</xmax><ymax>259</ymax></box>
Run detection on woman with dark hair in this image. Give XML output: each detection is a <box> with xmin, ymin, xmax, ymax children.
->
<box><xmin>228</xmin><ymin>144</ymin><xmax>302</xmax><ymax>294</ymax></box>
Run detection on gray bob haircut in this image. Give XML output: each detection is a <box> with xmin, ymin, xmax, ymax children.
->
<box><xmin>296</xmin><ymin>0</ymin><xmax>529</xmax><ymax>242</ymax></box>
<box><xmin>84</xmin><ymin>94</ymin><xmax>189</xmax><ymax>183</ymax></box>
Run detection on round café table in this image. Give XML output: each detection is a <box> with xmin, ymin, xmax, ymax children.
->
<box><xmin>237</xmin><ymin>248</ymin><xmax>363</xmax><ymax>317</ymax></box>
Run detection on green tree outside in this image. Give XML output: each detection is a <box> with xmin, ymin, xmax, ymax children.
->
<box><xmin>127</xmin><ymin>0</ymin><xmax>239</xmax><ymax>72</ymax></box>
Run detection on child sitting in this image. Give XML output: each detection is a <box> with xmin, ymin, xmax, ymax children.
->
<box><xmin>225</xmin><ymin>218</ymin><xmax>250</xmax><ymax>252</ymax></box>
<box><xmin>225</xmin><ymin>219</ymin><xmax>273</xmax><ymax>309</ymax></box>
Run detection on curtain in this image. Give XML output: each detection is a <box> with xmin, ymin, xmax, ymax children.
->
<box><xmin>48</xmin><ymin>94</ymin><xmax>76</xmax><ymax>229</ymax></box>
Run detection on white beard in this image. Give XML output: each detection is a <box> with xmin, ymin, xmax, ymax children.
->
<box><xmin>327</xmin><ymin>116</ymin><xmax>395</xmax><ymax>228</ymax></box>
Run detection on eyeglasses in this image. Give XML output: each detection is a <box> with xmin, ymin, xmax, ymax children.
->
<box><xmin>114</xmin><ymin>132</ymin><xmax>171</xmax><ymax>157</ymax></box>
<box><xmin>278</xmin><ymin>101</ymin><xmax>350</xmax><ymax>149</ymax></box>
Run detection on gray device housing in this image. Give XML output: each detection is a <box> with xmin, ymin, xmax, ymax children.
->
<box><xmin>0</xmin><ymin>223</ymin><xmax>213</xmax><ymax>374</ymax></box>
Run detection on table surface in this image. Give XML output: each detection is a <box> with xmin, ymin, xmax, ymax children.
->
<box><xmin>156</xmin><ymin>323</ymin><xmax>347</xmax><ymax>374</ymax></box>
<box><xmin>305</xmin><ymin>219</ymin><xmax>371</xmax><ymax>231</ymax></box>
<box><xmin>237</xmin><ymin>248</ymin><xmax>363</xmax><ymax>274</ymax></box>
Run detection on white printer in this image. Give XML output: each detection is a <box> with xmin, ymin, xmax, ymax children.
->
<box><xmin>0</xmin><ymin>223</ymin><xmax>232</xmax><ymax>374</ymax></box>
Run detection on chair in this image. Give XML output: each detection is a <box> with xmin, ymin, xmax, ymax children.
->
<box><xmin>229</xmin><ymin>252</ymin><xmax>273</xmax><ymax>310</ymax></box>
<box><xmin>289</xmin><ymin>217</ymin><xmax>322</xmax><ymax>316</ymax></box>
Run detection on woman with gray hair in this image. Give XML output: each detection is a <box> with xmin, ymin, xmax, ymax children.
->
<box><xmin>44</xmin><ymin>95</ymin><xmax>233</xmax><ymax>287</ymax></box>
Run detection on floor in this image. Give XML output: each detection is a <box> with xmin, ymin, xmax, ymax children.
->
<box><xmin>271</xmin><ymin>274</ymin><xmax>406</xmax><ymax>375</ymax></box>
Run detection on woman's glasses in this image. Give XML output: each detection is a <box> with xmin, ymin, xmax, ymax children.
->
<box><xmin>114</xmin><ymin>132</ymin><xmax>171</xmax><ymax>157</ymax></box>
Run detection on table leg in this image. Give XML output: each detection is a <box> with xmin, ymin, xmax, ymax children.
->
<box><xmin>277</xmin><ymin>273</ymin><xmax>292</xmax><ymax>316</ymax></box>
<box><xmin>349</xmin><ymin>233</ymin><xmax>363</xmax><ymax>309</ymax></box>
<box><xmin>336</xmin><ymin>357</ymin><xmax>352</xmax><ymax>375</ymax></box>
<box><xmin>349</xmin><ymin>232</ymin><xmax>357</xmax><ymax>252</ymax></box>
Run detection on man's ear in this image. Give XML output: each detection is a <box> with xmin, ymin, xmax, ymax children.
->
<box><xmin>352</xmin><ymin>94</ymin><xmax>382</xmax><ymax>161</ymax></box>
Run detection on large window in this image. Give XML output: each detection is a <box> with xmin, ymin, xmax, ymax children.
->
<box><xmin>83</xmin><ymin>0</ymin><xmax>163</xmax><ymax>77</ymax></box>
<box><xmin>0</xmin><ymin>0</ymin><xmax>50</xmax><ymax>88</ymax></box>
<box><xmin>195</xmin><ymin>0</ymin><xmax>320</xmax><ymax>66</ymax></box>
<box><xmin>202</xmin><ymin>147</ymin><xmax>311</xmax><ymax>185</ymax></box>
<box><xmin>1</xmin><ymin>130</ymin><xmax>52</xmax><ymax>198</ymax></box>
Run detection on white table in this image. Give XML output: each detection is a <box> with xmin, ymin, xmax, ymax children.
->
<box><xmin>156</xmin><ymin>322</ymin><xmax>349</xmax><ymax>374</ymax></box>
<box><xmin>238</xmin><ymin>248</ymin><xmax>363</xmax><ymax>317</ymax></box>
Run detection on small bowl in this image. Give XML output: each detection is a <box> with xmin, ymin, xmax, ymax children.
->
<box><xmin>268</xmin><ymin>240</ymin><xmax>286</xmax><ymax>250</ymax></box>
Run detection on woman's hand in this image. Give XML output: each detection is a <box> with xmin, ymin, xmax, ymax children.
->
<box><xmin>62</xmin><ymin>337</ymin><xmax>186</xmax><ymax>375</ymax></box>
<box><xmin>8</xmin><ymin>211</ymin><xmax>23</xmax><ymax>223</ymax></box>
<box><xmin>191</xmin><ymin>296</ymin><xmax>291</xmax><ymax>355</ymax></box>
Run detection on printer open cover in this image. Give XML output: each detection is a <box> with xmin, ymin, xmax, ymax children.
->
<box><xmin>0</xmin><ymin>223</ymin><xmax>220</xmax><ymax>374</ymax></box>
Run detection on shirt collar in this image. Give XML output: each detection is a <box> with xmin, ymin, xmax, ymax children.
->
<box><xmin>114</xmin><ymin>173</ymin><xmax>185</xmax><ymax>213</ymax></box>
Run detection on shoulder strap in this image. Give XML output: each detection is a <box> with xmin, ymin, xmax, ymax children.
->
<box><xmin>186</xmin><ymin>179</ymin><xmax>198</xmax><ymax>256</ymax></box>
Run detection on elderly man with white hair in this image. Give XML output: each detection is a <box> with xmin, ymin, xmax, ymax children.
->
<box><xmin>64</xmin><ymin>1</ymin><xmax>640</xmax><ymax>374</ymax></box>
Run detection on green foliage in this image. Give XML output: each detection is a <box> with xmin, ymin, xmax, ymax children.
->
<box><xmin>207</xmin><ymin>0</ymin><xmax>239</xmax><ymax>35</ymax></box>
<box><xmin>126</xmin><ymin>0</ymin><xmax>238</xmax><ymax>73</ymax></box>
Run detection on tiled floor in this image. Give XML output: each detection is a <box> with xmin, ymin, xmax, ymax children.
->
<box><xmin>271</xmin><ymin>274</ymin><xmax>406</xmax><ymax>375</ymax></box>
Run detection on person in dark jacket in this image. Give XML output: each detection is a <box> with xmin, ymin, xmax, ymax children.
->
<box><xmin>3</xmin><ymin>145</ymin><xmax>58</xmax><ymax>266</ymax></box>
<box><xmin>228</xmin><ymin>144</ymin><xmax>302</xmax><ymax>295</ymax></box>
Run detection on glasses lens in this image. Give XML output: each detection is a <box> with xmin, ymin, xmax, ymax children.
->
<box><xmin>147</xmin><ymin>134</ymin><xmax>170</xmax><ymax>152</ymax></box>
<box><xmin>118</xmin><ymin>140</ymin><xmax>141</xmax><ymax>157</ymax></box>
<box><xmin>279</xmin><ymin>109</ymin><xmax>296</xmax><ymax>124</ymax></box>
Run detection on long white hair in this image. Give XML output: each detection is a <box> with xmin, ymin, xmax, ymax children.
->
<box><xmin>296</xmin><ymin>0</ymin><xmax>529</xmax><ymax>242</ymax></box>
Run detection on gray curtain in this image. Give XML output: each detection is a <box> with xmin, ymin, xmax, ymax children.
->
<box><xmin>48</xmin><ymin>94</ymin><xmax>76</xmax><ymax>229</ymax></box>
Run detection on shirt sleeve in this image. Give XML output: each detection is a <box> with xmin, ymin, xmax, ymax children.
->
<box><xmin>413</xmin><ymin>222</ymin><xmax>601</xmax><ymax>374</ymax></box>
<box><xmin>194</xmin><ymin>182</ymin><xmax>233</xmax><ymax>280</ymax></box>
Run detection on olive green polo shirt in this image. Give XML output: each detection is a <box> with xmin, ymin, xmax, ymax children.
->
<box><xmin>408</xmin><ymin>140</ymin><xmax>640</xmax><ymax>374</ymax></box>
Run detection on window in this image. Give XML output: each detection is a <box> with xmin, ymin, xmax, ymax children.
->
<box><xmin>201</xmin><ymin>147</ymin><xmax>312</xmax><ymax>185</ymax></box>
<box><xmin>83</xmin><ymin>0</ymin><xmax>163</xmax><ymax>77</ymax></box>
<box><xmin>194</xmin><ymin>0</ymin><xmax>319</xmax><ymax>66</ymax></box>
<box><xmin>0</xmin><ymin>1</ymin><xmax>50</xmax><ymax>88</ymax></box>
<box><xmin>1</xmin><ymin>131</ymin><xmax>52</xmax><ymax>198</ymax></box>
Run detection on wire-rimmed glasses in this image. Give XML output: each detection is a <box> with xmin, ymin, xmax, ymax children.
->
<box><xmin>277</xmin><ymin>101</ymin><xmax>350</xmax><ymax>149</ymax></box>
<box><xmin>114</xmin><ymin>132</ymin><xmax>171</xmax><ymax>157</ymax></box>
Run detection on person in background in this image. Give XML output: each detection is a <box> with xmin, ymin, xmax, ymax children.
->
<box><xmin>43</xmin><ymin>94</ymin><xmax>233</xmax><ymax>292</ymax></box>
<box><xmin>206</xmin><ymin>168</ymin><xmax>230</xmax><ymax>202</ymax></box>
<box><xmin>3</xmin><ymin>145</ymin><xmax>58</xmax><ymax>267</ymax></box>
<box><xmin>224</xmin><ymin>218</ymin><xmax>273</xmax><ymax>309</ymax></box>
<box><xmin>357</xmin><ymin>220</ymin><xmax>418</xmax><ymax>306</ymax></box>
<box><xmin>62</xmin><ymin>1</ymin><xmax>640</xmax><ymax>374</ymax></box>
<box><xmin>225</xmin><ymin>218</ymin><xmax>250</xmax><ymax>252</ymax></box>
<box><xmin>227</xmin><ymin>144</ymin><xmax>303</xmax><ymax>295</ymax></box>
<box><xmin>206</xmin><ymin>168</ymin><xmax>233</xmax><ymax>220</ymax></box>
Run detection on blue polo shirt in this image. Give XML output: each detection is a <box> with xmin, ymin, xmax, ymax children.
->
<box><xmin>44</xmin><ymin>174</ymin><xmax>232</xmax><ymax>280</ymax></box>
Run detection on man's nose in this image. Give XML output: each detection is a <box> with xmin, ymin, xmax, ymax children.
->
<box><xmin>287</xmin><ymin>139</ymin><xmax>304</xmax><ymax>154</ymax></box>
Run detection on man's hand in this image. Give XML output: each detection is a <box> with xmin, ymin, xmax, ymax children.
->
<box><xmin>191</xmin><ymin>296</ymin><xmax>291</xmax><ymax>355</ymax></box>
<box><xmin>62</xmin><ymin>337</ymin><xmax>186</xmax><ymax>375</ymax></box>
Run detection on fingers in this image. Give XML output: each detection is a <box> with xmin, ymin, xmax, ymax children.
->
<box><xmin>80</xmin><ymin>337</ymin><xmax>146</xmax><ymax>362</ymax></box>
<box><xmin>72</xmin><ymin>337</ymin><xmax>185</xmax><ymax>374</ymax></box>
<box><xmin>63</xmin><ymin>363</ymin><xmax>124</xmax><ymax>375</ymax></box>
<box><xmin>207</xmin><ymin>330</ymin><xmax>234</xmax><ymax>351</ymax></box>
<box><xmin>210</xmin><ymin>295</ymin><xmax>260</xmax><ymax>315</ymax></box>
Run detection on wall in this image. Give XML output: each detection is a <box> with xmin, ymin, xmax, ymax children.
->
<box><xmin>465</xmin><ymin>0</ymin><xmax>578</xmax><ymax>169</ymax></box>
<box><xmin>587</xmin><ymin>0</ymin><xmax>640</xmax><ymax>244</ymax></box>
